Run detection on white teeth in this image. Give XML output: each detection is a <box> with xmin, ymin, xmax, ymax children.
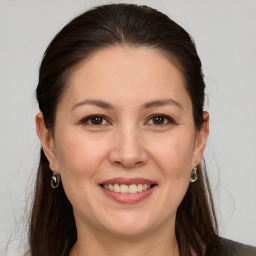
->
<box><xmin>129</xmin><ymin>184</ymin><xmax>137</xmax><ymax>194</ymax></box>
<box><xmin>114</xmin><ymin>184</ymin><xmax>120</xmax><ymax>193</ymax></box>
<box><xmin>137</xmin><ymin>184</ymin><xmax>143</xmax><ymax>192</ymax></box>
<box><xmin>103</xmin><ymin>183</ymin><xmax>153</xmax><ymax>193</ymax></box>
<box><xmin>120</xmin><ymin>184</ymin><xmax>129</xmax><ymax>193</ymax></box>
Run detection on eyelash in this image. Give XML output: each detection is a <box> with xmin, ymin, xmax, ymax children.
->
<box><xmin>80</xmin><ymin>114</ymin><xmax>176</xmax><ymax>127</ymax></box>
<box><xmin>146</xmin><ymin>114</ymin><xmax>176</xmax><ymax>126</ymax></box>
<box><xmin>80</xmin><ymin>115</ymin><xmax>110</xmax><ymax>126</ymax></box>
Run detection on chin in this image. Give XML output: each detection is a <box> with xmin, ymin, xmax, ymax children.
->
<box><xmin>106</xmin><ymin>224</ymin><xmax>153</xmax><ymax>238</ymax></box>
<box><xmin>99</xmin><ymin>212</ymin><xmax>159</xmax><ymax>237</ymax></box>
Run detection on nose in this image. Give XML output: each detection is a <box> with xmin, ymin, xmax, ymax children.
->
<box><xmin>108</xmin><ymin>125</ymin><xmax>148</xmax><ymax>169</ymax></box>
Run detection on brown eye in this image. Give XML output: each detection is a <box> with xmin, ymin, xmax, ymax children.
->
<box><xmin>81</xmin><ymin>115</ymin><xmax>109</xmax><ymax>126</ymax></box>
<box><xmin>152</xmin><ymin>116</ymin><xmax>165</xmax><ymax>125</ymax></box>
<box><xmin>90</xmin><ymin>116</ymin><xmax>104</xmax><ymax>125</ymax></box>
<box><xmin>147</xmin><ymin>114</ymin><xmax>175</xmax><ymax>126</ymax></box>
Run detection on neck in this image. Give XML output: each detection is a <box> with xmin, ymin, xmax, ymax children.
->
<box><xmin>70</xmin><ymin>222</ymin><xmax>180</xmax><ymax>256</ymax></box>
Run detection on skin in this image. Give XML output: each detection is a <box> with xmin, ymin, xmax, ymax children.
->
<box><xmin>36</xmin><ymin>46</ymin><xmax>209</xmax><ymax>256</ymax></box>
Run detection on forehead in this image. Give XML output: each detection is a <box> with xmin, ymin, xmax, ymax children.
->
<box><xmin>58</xmin><ymin>46</ymin><xmax>191</xmax><ymax>111</ymax></box>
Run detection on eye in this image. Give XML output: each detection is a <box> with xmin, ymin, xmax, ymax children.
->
<box><xmin>146</xmin><ymin>114</ymin><xmax>175</xmax><ymax>126</ymax></box>
<box><xmin>80</xmin><ymin>115</ymin><xmax>110</xmax><ymax>126</ymax></box>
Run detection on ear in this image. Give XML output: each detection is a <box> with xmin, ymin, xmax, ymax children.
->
<box><xmin>36</xmin><ymin>112</ymin><xmax>57</xmax><ymax>172</ymax></box>
<box><xmin>192</xmin><ymin>111</ymin><xmax>209</xmax><ymax>166</ymax></box>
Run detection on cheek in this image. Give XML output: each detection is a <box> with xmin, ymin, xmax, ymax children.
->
<box><xmin>53</xmin><ymin>130</ymin><xmax>111</xmax><ymax>212</ymax></box>
<box><xmin>140</xmin><ymin>131</ymin><xmax>196</xmax><ymax>225</ymax></box>
<box><xmin>54</xmin><ymin>130</ymin><xmax>108</xmax><ymax>180</ymax></box>
<box><xmin>150</xmin><ymin>131</ymin><xmax>195</xmax><ymax>176</ymax></box>
<box><xmin>150</xmin><ymin>131</ymin><xmax>195</xmax><ymax>200</ymax></box>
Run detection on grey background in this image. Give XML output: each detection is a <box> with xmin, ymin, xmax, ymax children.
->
<box><xmin>0</xmin><ymin>0</ymin><xmax>255</xmax><ymax>255</ymax></box>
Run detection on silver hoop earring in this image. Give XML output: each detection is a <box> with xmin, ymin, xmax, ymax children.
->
<box><xmin>50</xmin><ymin>168</ymin><xmax>60</xmax><ymax>188</ymax></box>
<box><xmin>190</xmin><ymin>167</ymin><xmax>198</xmax><ymax>182</ymax></box>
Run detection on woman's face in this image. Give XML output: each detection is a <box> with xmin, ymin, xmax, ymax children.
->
<box><xmin>38</xmin><ymin>46</ymin><xmax>208</xmax><ymax>237</ymax></box>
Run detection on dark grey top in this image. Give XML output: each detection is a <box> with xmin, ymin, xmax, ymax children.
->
<box><xmin>217</xmin><ymin>238</ymin><xmax>256</xmax><ymax>256</ymax></box>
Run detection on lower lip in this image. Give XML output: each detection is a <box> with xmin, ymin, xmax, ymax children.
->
<box><xmin>100</xmin><ymin>186</ymin><xmax>156</xmax><ymax>204</ymax></box>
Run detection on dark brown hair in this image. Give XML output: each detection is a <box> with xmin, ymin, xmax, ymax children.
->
<box><xmin>30</xmin><ymin>3</ymin><xmax>218</xmax><ymax>256</ymax></box>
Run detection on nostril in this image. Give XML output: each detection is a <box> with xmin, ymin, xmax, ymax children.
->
<box><xmin>113</xmin><ymin>160</ymin><xmax>144</xmax><ymax>168</ymax></box>
<box><xmin>108</xmin><ymin>146</ymin><xmax>148</xmax><ymax>168</ymax></box>
<box><xmin>113</xmin><ymin>160</ymin><xmax>122</xmax><ymax>166</ymax></box>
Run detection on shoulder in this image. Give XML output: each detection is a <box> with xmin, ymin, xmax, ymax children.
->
<box><xmin>216</xmin><ymin>237</ymin><xmax>256</xmax><ymax>256</ymax></box>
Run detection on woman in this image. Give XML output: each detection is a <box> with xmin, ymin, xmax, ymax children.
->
<box><xmin>30</xmin><ymin>3</ymin><xmax>256</xmax><ymax>256</ymax></box>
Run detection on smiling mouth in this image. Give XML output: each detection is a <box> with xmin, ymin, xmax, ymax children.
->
<box><xmin>100</xmin><ymin>184</ymin><xmax>156</xmax><ymax>194</ymax></box>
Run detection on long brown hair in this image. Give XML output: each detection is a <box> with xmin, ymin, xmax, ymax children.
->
<box><xmin>30</xmin><ymin>3</ymin><xmax>218</xmax><ymax>256</ymax></box>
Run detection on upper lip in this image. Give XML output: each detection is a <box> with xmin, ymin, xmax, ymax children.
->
<box><xmin>100</xmin><ymin>177</ymin><xmax>157</xmax><ymax>186</ymax></box>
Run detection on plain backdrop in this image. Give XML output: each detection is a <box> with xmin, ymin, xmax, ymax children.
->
<box><xmin>0</xmin><ymin>0</ymin><xmax>255</xmax><ymax>255</ymax></box>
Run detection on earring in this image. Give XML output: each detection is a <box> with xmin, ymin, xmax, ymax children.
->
<box><xmin>50</xmin><ymin>168</ymin><xmax>60</xmax><ymax>188</ymax></box>
<box><xmin>190</xmin><ymin>167</ymin><xmax>198</xmax><ymax>182</ymax></box>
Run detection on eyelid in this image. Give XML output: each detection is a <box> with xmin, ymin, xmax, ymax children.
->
<box><xmin>79</xmin><ymin>113</ymin><xmax>176</xmax><ymax>126</ymax></box>
<box><xmin>80</xmin><ymin>114</ymin><xmax>111</xmax><ymax>125</ymax></box>
<box><xmin>146</xmin><ymin>114</ymin><xmax>176</xmax><ymax>125</ymax></box>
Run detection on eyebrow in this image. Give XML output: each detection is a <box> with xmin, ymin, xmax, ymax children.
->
<box><xmin>71</xmin><ymin>99</ymin><xmax>115</xmax><ymax>111</ymax></box>
<box><xmin>142</xmin><ymin>98</ymin><xmax>183</xmax><ymax>109</ymax></box>
<box><xmin>71</xmin><ymin>98</ymin><xmax>183</xmax><ymax>111</ymax></box>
